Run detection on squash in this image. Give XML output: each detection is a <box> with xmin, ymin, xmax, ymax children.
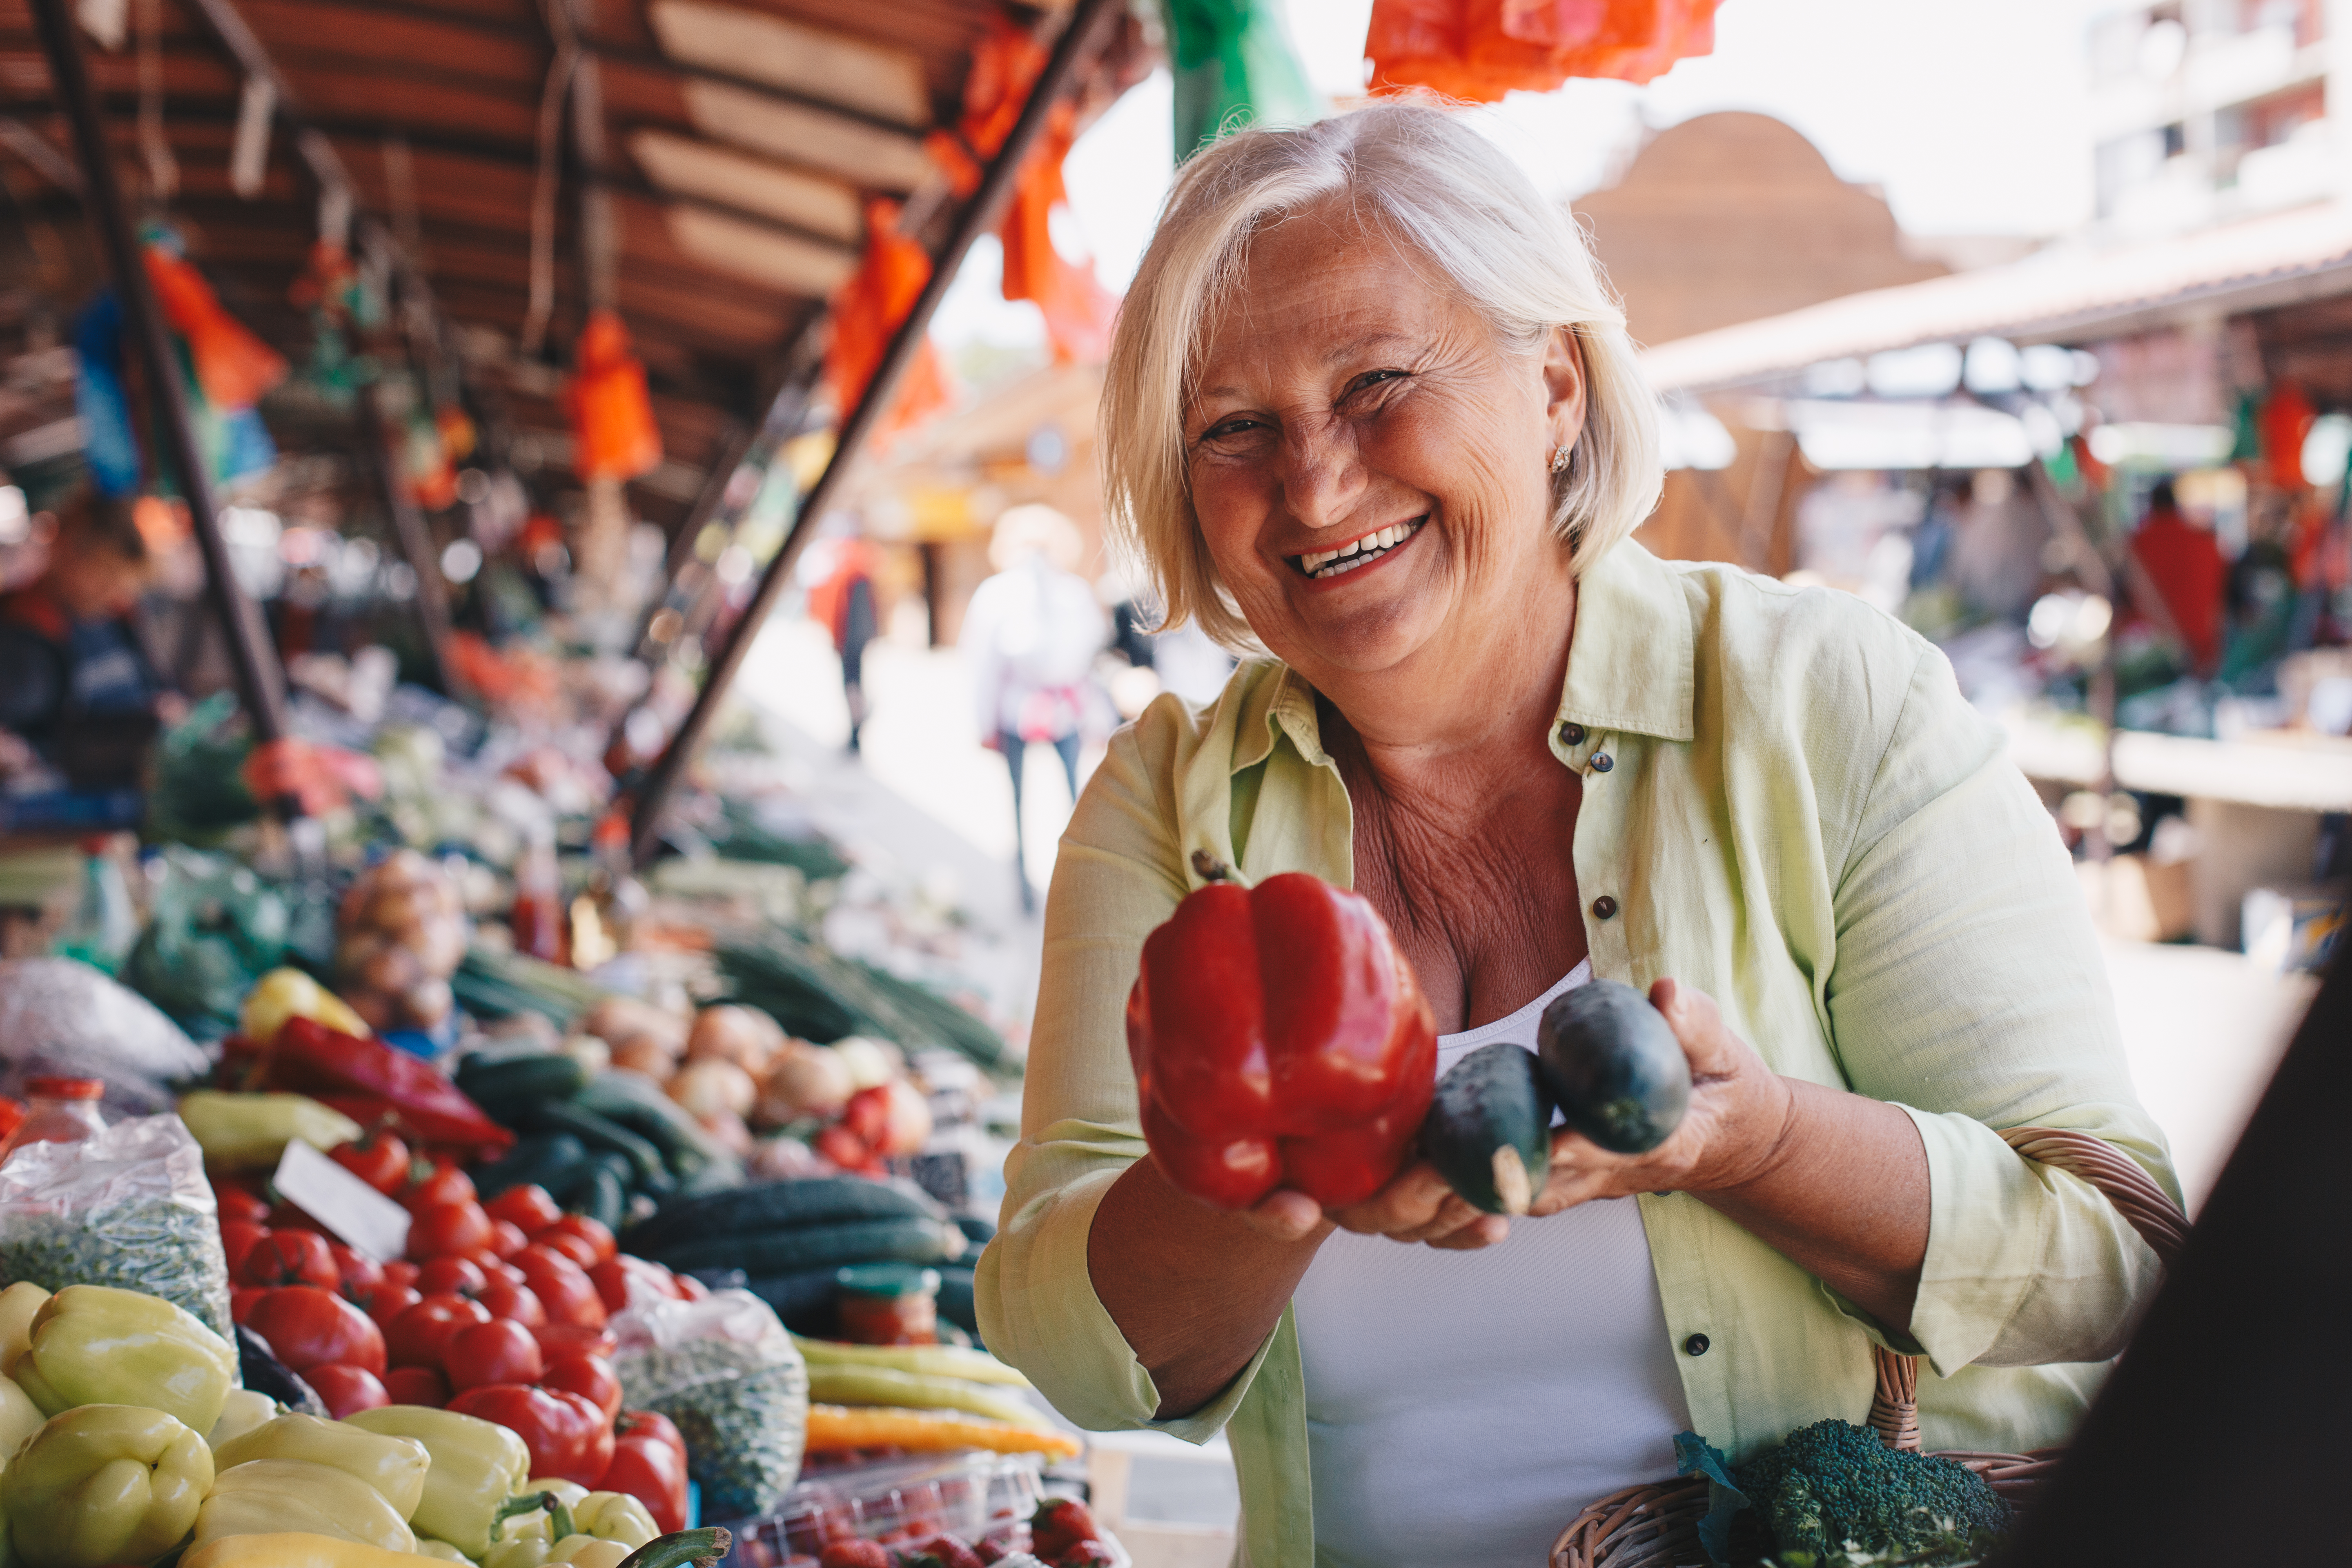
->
<box><xmin>1420</xmin><ymin>1042</ymin><xmax>1554</xmax><ymax>1214</ymax></box>
<box><xmin>1536</xmin><ymin>979</ymin><xmax>1691</xmax><ymax>1154</ymax></box>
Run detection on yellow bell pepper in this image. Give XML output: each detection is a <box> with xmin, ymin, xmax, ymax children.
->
<box><xmin>177</xmin><ymin>1093</ymin><xmax>363</xmax><ymax>1172</ymax></box>
<box><xmin>342</xmin><ymin>1408</ymin><xmax>529</xmax><ymax>1559</ymax></box>
<box><xmin>241</xmin><ymin>970</ymin><xmax>371</xmax><ymax>1047</ymax></box>
<box><xmin>14</xmin><ymin>1286</ymin><xmax>237</xmax><ymax>1435</ymax></box>
<box><xmin>214</xmin><ymin>1416</ymin><xmax>430</xmax><ymax>1523</ymax></box>
<box><xmin>410</xmin><ymin>1544</ymin><xmax>469</xmax><ymax>1565</ymax></box>
<box><xmin>0</xmin><ymin>1376</ymin><xmax>45</xmax><ymax>1457</ymax></box>
<box><xmin>209</xmin><ymin>1390</ymin><xmax>279</xmax><ymax>1450</ymax></box>
<box><xmin>0</xmin><ymin>1285</ymin><xmax>49</xmax><ymax>1378</ymax></box>
<box><xmin>183</xmin><ymin>1533</ymin><xmax>472</xmax><ymax>1568</ymax></box>
<box><xmin>568</xmin><ymin>1496</ymin><xmax>656</xmax><ymax>1550</ymax></box>
<box><xmin>195</xmin><ymin>1459</ymin><xmax>416</xmax><ymax>1556</ymax></box>
<box><xmin>0</xmin><ymin>1403</ymin><xmax>215</xmax><ymax>1568</ymax></box>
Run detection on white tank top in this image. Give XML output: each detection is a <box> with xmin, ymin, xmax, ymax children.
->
<box><xmin>1291</xmin><ymin>960</ymin><xmax>1692</xmax><ymax>1568</ymax></box>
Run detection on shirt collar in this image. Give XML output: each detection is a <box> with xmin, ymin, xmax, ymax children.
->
<box><xmin>1225</xmin><ymin>537</ymin><xmax>1696</xmax><ymax>777</ymax></box>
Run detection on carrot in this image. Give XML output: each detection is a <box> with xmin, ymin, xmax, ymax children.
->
<box><xmin>802</xmin><ymin>1403</ymin><xmax>1080</xmax><ymax>1459</ymax></box>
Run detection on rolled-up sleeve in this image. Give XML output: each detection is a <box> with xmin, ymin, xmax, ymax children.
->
<box><xmin>974</xmin><ymin>708</ymin><xmax>1270</xmax><ymax>1439</ymax></box>
<box><xmin>1823</xmin><ymin>644</ymin><xmax>2177</xmax><ymax>1377</ymax></box>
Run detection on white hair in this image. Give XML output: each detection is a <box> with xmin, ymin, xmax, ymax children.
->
<box><xmin>1100</xmin><ymin>102</ymin><xmax>1663</xmax><ymax>649</ymax></box>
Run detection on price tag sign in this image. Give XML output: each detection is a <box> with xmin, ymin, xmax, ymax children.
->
<box><xmin>272</xmin><ymin>1138</ymin><xmax>412</xmax><ymax>1263</ymax></box>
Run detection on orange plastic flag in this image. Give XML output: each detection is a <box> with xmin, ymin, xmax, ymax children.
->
<box><xmin>144</xmin><ymin>244</ymin><xmax>288</xmax><ymax>409</ymax></box>
<box><xmin>998</xmin><ymin>105</ymin><xmax>1119</xmax><ymax>364</ymax></box>
<box><xmin>825</xmin><ymin>200</ymin><xmax>953</xmax><ymax>441</ymax></box>
<box><xmin>1368</xmin><ymin>0</ymin><xmax>1718</xmax><ymax>100</ymax></box>
<box><xmin>565</xmin><ymin>308</ymin><xmax>664</xmax><ymax>483</ymax></box>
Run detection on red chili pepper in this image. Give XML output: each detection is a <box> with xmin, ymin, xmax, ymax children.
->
<box><xmin>1125</xmin><ymin>864</ymin><xmax>1437</xmax><ymax>1209</ymax></box>
<box><xmin>605</xmin><ymin>1412</ymin><xmax>688</xmax><ymax>1532</ymax></box>
<box><xmin>265</xmin><ymin>1018</ymin><xmax>512</xmax><ymax>1152</ymax></box>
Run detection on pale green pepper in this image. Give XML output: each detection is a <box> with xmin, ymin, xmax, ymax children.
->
<box><xmin>482</xmin><ymin>1497</ymin><xmax>630</xmax><ymax>1568</ymax></box>
<box><xmin>0</xmin><ymin>1375</ymin><xmax>46</xmax><ymax>1457</ymax></box>
<box><xmin>342</xmin><ymin>1408</ymin><xmax>529</xmax><ymax>1559</ymax></box>
<box><xmin>207</xmin><ymin>1391</ymin><xmax>279</xmax><ymax>1451</ymax></box>
<box><xmin>14</xmin><ymin>1287</ymin><xmax>236</xmax><ymax>1435</ymax></box>
<box><xmin>215</xmin><ymin>1416</ymin><xmax>430</xmax><ymax>1522</ymax></box>
<box><xmin>568</xmin><ymin>1496</ymin><xmax>656</xmax><ymax>1550</ymax></box>
<box><xmin>412</xmin><ymin>1543</ymin><xmax>471</xmax><ymax>1565</ymax></box>
<box><xmin>497</xmin><ymin>1483</ymin><xmax>588</xmax><ymax>1543</ymax></box>
<box><xmin>0</xmin><ymin>1403</ymin><xmax>215</xmax><ymax>1568</ymax></box>
<box><xmin>193</xmin><ymin>1459</ymin><xmax>416</xmax><ymax>1555</ymax></box>
<box><xmin>0</xmin><ymin>1285</ymin><xmax>49</xmax><ymax>1378</ymax></box>
<box><xmin>494</xmin><ymin>1491</ymin><xmax>652</xmax><ymax>1552</ymax></box>
<box><xmin>176</xmin><ymin>1092</ymin><xmax>361</xmax><ymax>1171</ymax></box>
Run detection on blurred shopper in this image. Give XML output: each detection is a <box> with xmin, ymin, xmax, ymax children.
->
<box><xmin>2131</xmin><ymin>478</ymin><xmax>2225</xmax><ymax>673</ymax></box>
<box><xmin>809</xmin><ymin>537</ymin><xmax>882</xmax><ymax>753</ymax></box>
<box><xmin>0</xmin><ymin>489</ymin><xmax>172</xmax><ymax>795</ymax></box>
<box><xmin>961</xmin><ymin>504</ymin><xmax>1106</xmax><ymax>912</ymax></box>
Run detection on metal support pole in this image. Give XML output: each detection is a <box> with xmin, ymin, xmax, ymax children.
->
<box><xmin>625</xmin><ymin>0</ymin><xmax>1124</xmax><ymax>864</ymax></box>
<box><xmin>29</xmin><ymin>0</ymin><xmax>290</xmax><ymax>749</ymax></box>
<box><xmin>357</xmin><ymin>383</ymin><xmax>468</xmax><ymax>699</ymax></box>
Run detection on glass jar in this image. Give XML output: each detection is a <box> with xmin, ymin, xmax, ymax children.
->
<box><xmin>0</xmin><ymin>1076</ymin><xmax>107</xmax><ymax>1163</ymax></box>
<box><xmin>835</xmin><ymin>1263</ymin><xmax>942</xmax><ymax>1346</ymax></box>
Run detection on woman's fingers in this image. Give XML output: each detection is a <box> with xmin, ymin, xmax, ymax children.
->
<box><xmin>1239</xmin><ymin>1188</ymin><xmax>1326</xmax><ymax>1243</ymax></box>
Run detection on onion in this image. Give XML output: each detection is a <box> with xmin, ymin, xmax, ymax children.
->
<box><xmin>610</xmin><ymin>1036</ymin><xmax>677</xmax><ymax>1081</ymax></box>
<box><xmin>670</xmin><ymin>1058</ymin><xmax>758</xmax><ymax>1120</ymax></box>
<box><xmin>760</xmin><ymin>1043</ymin><xmax>854</xmax><ymax>1122</ymax></box>
<box><xmin>563</xmin><ymin>1034</ymin><xmax>614</xmax><ymax>1076</ymax></box>
<box><xmin>829</xmin><ymin>1036</ymin><xmax>901</xmax><ymax>1092</ymax></box>
<box><xmin>582</xmin><ymin>997</ymin><xmax>686</xmax><ymax>1053</ymax></box>
<box><xmin>686</xmin><ymin>1005</ymin><xmax>784</xmax><ymax>1074</ymax></box>
<box><xmin>698</xmin><ymin>1109</ymin><xmax>755</xmax><ymax>1157</ymax></box>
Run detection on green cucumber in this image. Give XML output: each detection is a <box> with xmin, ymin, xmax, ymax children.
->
<box><xmin>640</xmin><ymin>1216</ymin><xmax>967</xmax><ymax>1276</ymax></box>
<box><xmin>472</xmin><ymin>1133</ymin><xmax>590</xmax><ymax>1199</ymax></box>
<box><xmin>734</xmin><ymin>1268</ymin><xmax>844</xmax><ymax>1323</ymax></box>
<box><xmin>1422</xmin><ymin>1042</ymin><xmax>1556</xmax><ymax>1214</ymax></box>
<box><xmin>935</xmin><ymin>1267</ymin><xmax>977</xmax><ymax>1340</ymax></box>
<box><xmin>575</xmin><ymin>1161</ymin><xmax>629</xmax><ymax>1230</ymax></box>
<box><xmin>620</xmin><ymin>1176</ymin><xmax>943</xmax><ymax>1257</ymax></box>
<box><xmin>1536</xmin><ymin>978</ymin><xmax>1691</xmax><ymax>1154</ymax></box>
<box><xmin>456</xmin><ymin>1053</ymin><xmax>591</xmax><ymax>1123</ymax></box>
<box><xmin>517</xmin><ymin>1100</ymin><xmax>675</xmax><ymax>1196</ymax></box>
<box><xmin>575</xmin><ymin>1071</ymin><xmax>741</xmax><ymax>1179</ymax></box>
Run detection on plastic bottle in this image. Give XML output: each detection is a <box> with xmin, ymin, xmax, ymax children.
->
<box><xmin>510</xmin><ymin>833</ymin><xmax>567</xmax><ymax>964</ymax></box>
<box><xmin>54</xmin><ymin>842</ymin><xmax>139</xmax><ymax>975</ymax></box>
<box><xmin>0</xmin><ymin>1077</ymin><xmax>107</xmax><ymax>1164</ymax></box>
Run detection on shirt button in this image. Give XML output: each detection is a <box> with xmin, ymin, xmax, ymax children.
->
<box><xmin>1590</xmin><ymin>752</ymin><xmax>1613</xmax><ymax>773</ymax></box>
<box><xmin>1684</xmin><ymin>1333</ymin><xmax>1711</xmax><ymax>1357</ymax></box>
<box><xmin>1559</xmin><ymin>722</ymin><xmax>1585</xmax><ymax>746</ymax></box>
<box><xmin>1592</xmin><ymin>895</ymin><xmax>1618</xmax><ymax>920</ymax></box>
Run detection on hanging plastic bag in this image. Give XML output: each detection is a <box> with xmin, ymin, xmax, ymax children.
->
<box><xmin>145</xmin><ymin>241</ymin><xmax>288</xmax><ymax>410</ymax></box>
<box><xmin>0</xmin><ymin>958</ymin><xmax>214</xmax><ymax>1116</ymax></box>
<box><xmin>566</xmin><ymin>309</ymin><xmax>663</xmax><ymax>484</ymax></box>
<box><xmin>0</xmin><ymin>1112</ymin><xmax>237</xmax><ymax>1341</ymax></box>
<box><xmin>610</xmin><ymin>1289</ymin><xmax>808</xmax><ymax>1523</ymax></box>
<box><xmin>74</xmin><ymin>292</ymin><xmax>145</xmax><ymax>497</ymax></box>
<box><xmin>824</xmin><ymin>203</ymin><xmax>952</xmax><ymax>445</ymax></box>
<box><xmin>120</xmin><ymin>846</ymin><xmax>292</xmax><ymax>1038</ymax></box>
<box><xmin>1368</xmin><ymin>0</ymin><xmax>1717</xmax><ymax>100</ymax></box>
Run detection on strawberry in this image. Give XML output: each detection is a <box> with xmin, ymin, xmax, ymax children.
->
<box><xmin>817</xmin><ymin>1544</ymin><xmax>891</xmax><ymax>1568</ymax></box>
<box><xmin>919</xmin><ymin>1537</ymin><xmax>985</xmax><ymax>1568</ymax></box>
<box><xmin>1054</xmin><ymin>1545</ymin><xmax>1118</xmax><ymax>1567</ymax></box>
<box><xmin>1029</xmin><ymin>1499</ymin><xmax>1100</xmax><ymax>1561</ymax></box>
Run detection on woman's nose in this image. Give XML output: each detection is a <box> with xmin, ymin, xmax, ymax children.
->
<box><xmin>1279</xmin><ymin>421</ymin><xmax>1365</xmax><ymax>533</ymax></box>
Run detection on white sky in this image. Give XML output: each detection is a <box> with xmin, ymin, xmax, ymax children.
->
<box><xmin>936</xmin><ymin>0</ymin><xmax>2120</xmax><ymax>352</ymax></box>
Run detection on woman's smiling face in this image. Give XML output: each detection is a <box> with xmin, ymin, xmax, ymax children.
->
<box><xmin>1185</xmin><ymin>207</ymin><xmax>1586</xmax><ymax>684</ymax></box>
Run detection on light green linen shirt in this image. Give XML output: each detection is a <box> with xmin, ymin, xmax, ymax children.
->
<box><xmin>976</xmin><ymin>539</ymin><xmax>2176</xmax><ymax>1568</ymax></box>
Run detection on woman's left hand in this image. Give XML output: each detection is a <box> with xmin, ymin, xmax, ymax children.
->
<box><xmin>1528</xmin><ymin>977</ymin><xmax>1796</xmax><ymax>1217</ymax></box>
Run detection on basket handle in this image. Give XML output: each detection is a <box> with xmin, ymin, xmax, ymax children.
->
<box><xmin>1866</xmin><ymin>1124</ymin><xmax>2188</xmax><ymax>1450</ymax></box>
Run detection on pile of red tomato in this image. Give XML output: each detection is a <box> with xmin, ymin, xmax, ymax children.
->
<box><xmin>215</xmin><ymin>1127</ymin><xmax>702</xmax><ymax>1532</ymax></box>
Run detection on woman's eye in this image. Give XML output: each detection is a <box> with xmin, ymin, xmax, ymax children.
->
<box><xmin>1201</xmin><ymin>417</ymin><xmax>1262</xmax><ymax>441</ymax></box>
<box><xmin>1345</xmin><ymin>370</ymin><xmax>1407</xmax><ymax>399</ymax></box>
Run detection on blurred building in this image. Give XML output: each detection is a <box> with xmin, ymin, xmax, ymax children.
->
<box><xmin>2089</xmin><ymin>0</ymin><xmax>2350</xmax><ymax>237</ymax></box>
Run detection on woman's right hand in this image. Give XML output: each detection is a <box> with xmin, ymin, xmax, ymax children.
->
<box><xmin>1240</xmin><ymin>1161</ymin><xmax>1510</xmax><ymax>1251</ymax></box>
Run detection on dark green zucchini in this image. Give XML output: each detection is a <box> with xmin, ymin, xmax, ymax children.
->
<box><xmin>619</xmin><ymin>1176</ymin><xmax>943</xmax><ymax>1256</ymax></box>
<box><xmin>517</xmin><ymin>1100</ymin><xmax>675</xmax><ymax>1196</ymax></box>
<box><xmin>953</xmin><ymin>1212</ymin><xmax>997</xmax><ymax>1247</ymax></box>
<box><xmin>1536</xmin><ymin>979</ymin><xmax>1691</xmax><ymax>1154</ymax></box>
<box><xmin>735</xmin><ymin>1267</ymin><xmax>846</xmax><ymax>1322</ymax></box>
<box><xmin>1422</xmin><ymin>1042</ymin><xmax>1556</xmax><ymax>1214</ymax></box>
<box><xmin>575</xmin><ymin>1160</ymin><xmax>630</xmax><ymax>1230</ymax></box>
<box><xmin>935</xmin><ymin>1266</ymin><xmax>978</xmax><ymax>1341</ymax></box>
<box><xmin>641</xmin><ymin>1217</ymin><xmax>967</xmax><ymax>1277</ymax></box>
<box><xmin>575</xmin><ymin>1071</ymin><xmax>740</xmax><ymax>1179</ymax></box>
<box><xmin>472</xmin><ymin>1132</ymin><xmax>590</xmax><ymax>1199</ymax></box>
<box><xmin>454</xmin><ymin>1052</ymin><xmax>590</xmax><ymax>1123</ymax></box>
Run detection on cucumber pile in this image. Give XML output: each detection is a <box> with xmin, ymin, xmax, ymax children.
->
<box><xmin>715</xmin><ymin>934</ymin><xmax>1015</xmax><ymax>1076</ymax></box>
<box><xmin>461</xmin><ymin>1056</ymin><xmax>746</xmax><ymax>1226</ymax></box>
<box><xmin>619</xmin><ymin>1177</ymin><xmax>973</xmax><ymax>1333</ymax></box>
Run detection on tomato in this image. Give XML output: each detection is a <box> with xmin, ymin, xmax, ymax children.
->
<box><xmin>384</xmin><ymin>1293</ymin><xmax>492</xmax><ymax>1370</ymax></box>
<box><xmin>402</xmin><ymin>1161</ymin><xmax>477</xmax><ymax>1213</ymax></box>
<box><xmin>442</xmin><ymin>1317</ymin><xmax>545</xmax><ymax>1391</ymax></box>
<box><xmin>530</xmin><ymin>1321</ymin><xmax>618</xmax><ymax>1362</ymax></box>
<box><xmin>365</xmin><ymin>1283</ymin><xmax>424</xmax><ymax>1327</ymax></box>
<box><xmin>488</xmin><ymin>1219</ymin><xmax>529</xmax><ymax>1261</ymax></box>
<box><xmin>330</xmin><ymin>1245</ymin><xmax>384</xmax><ymax>1300</ymax></box>
<box><xmin>215</xmin><ymin>1186</ymin><xmax>273</xmax><ymax>1227</ymax></box>
<box><xmin>219</xmin><ymin>1221</ymin><xmax>270</xmax><ymax>1276</ymax></box>
<box><xmin>307</xmin><ymin>1363</ymin><xmax>390</xmax><ymax>1418</ymax></box>
<box><xmin>266</xmin><ymin>1200</ymin><xmax>327</xmax><ymax>1234</ymax></box>
<box><xmin>238</xmin><ymin>1230</ymin><xmax>339</xmax><ymax>1290</ymax></box>
<box><xmin>446</xmin><ymin>1385</ymin><xmax>612</xmax><ymax>1488</ymax></box>
<box><xmin>485</xmin><ymin>1184</ymin><xmax>564</xmax><ymax>1235</ymax></box>
<box><xmin>541</xmin><ymin>1352</ymin><xmax>622</xmax><ymax>1421</ymax></box>
<box><xmin>329</xmin><ymin>1129</ymin><xmax>412</xmax><ymax>1195</ymax></box>
<box><xmin>415</xmin><ymin>1256</ymin><xmax>488</xmax><ymax>1298</ymax></box>
<box><xmin>380</xmin><ymin>1259</ymin><xmax>422</xmax><ymax>1292</ymax></box>
<box><xmin>606</xmin><ymin>1412</ymin><xmax>689</xmax><ymax>1532</ymax></box>
<box><xmin>588</xmin><ymin>1255</ymin><xmax>682</xmax><ymax>1314</ymax></box>
<box><xmin>405</xmin><ymin>1200</ymin><xmax>496</xmax><ymax>1261</ymax></box>
<box><xmin>383</xmin><ymin>1365</ymin><xmax>450</xmax><ymax>1407</ymax></box>
<box><xmin>474</xmin><ymin>1278</ymin><xmax>546</xmax><ymax>1327</ymax></box>
<box><xmin>514</xmin><ymin>1245</ymin><xmax>607</xmax><ymax>1329</ymax></box>
<box><xmin>534</xmin><ymin>1231</ymin><xmax>600</xmax><ymax>1270</ymax></box>
<box><xmin>247</xmin><ymin>1285</ymin><xmax>389</xmax><ymax>1376</ymax></box>
<box><xmin>480</xmin><ymin>1258</ymin><xmax>528</xmax><ymax>1288</ymax></box>
<box><xmin>231</xmin><ymin>1286</ymin><xmax>267</xmax><ymax>1326</ymax></box>
<box><xmin>535</xmin><ymin>1215</ymin><xmax>617</xmax><ymax>1265</ymax></box>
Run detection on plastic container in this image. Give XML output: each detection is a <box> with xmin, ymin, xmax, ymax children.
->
<box><xmin>835</xmin><ymin>1262</ymin><xmax>940</xmax><ymax>1346</ymax></box>
<box><xmin>0</xmin><ymin>1077</ymin><xmax>106</xmax><ymax>1163</ymax></box>
<box><xmin>721</xmin><ymin>1451</ymin><xmax>1065</xmax><ymax>1566</ymax></box>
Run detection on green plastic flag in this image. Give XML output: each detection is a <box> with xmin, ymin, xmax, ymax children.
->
<box><xmin>1164</xmin><ymin>0</ymin><xmax>1324</xmax><ymax>162</ymax></box>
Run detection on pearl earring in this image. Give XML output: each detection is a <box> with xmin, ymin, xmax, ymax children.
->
<box><xmin>1548</xmin><ymin>444</ymin><xmax>1574</xmax><ymax>475</ymax></box>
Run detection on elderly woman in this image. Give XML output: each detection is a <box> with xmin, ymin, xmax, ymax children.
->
<box><xmin>974</xmin><ymin>105</ymin><xmax>2174</xmax><ymax>1567</ymax></box>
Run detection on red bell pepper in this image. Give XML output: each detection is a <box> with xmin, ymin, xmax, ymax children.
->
<box><xmin>448</xmin><ymin>1383</ymin><xmax>614</xmax><ymax>1487</ymax></box>
<box><xmin>264</xmin><ymin>1017</ymin><xmax>512</xmax><ymax>1152</ymax></box>
<box><xmin>1126</xmin><ymin>862</ymin><xmax>1437</xmax><ymax>1209</ymax></box>
<box><xmin>603</xmin><ymin>1411</ymin><xmax>689</xmax><ymax>1532</ymax></box>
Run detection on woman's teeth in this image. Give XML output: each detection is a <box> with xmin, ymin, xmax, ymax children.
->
<box><xmin>1297</xmin><ymin>520</ymin><xmax>1422</xmax><ymax>579</ymax></box>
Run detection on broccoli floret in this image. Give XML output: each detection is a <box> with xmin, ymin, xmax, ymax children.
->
<box><xmin>1734</xmin><ymin>1420</ymin><xmax>2011</xmax><ymax>1564</ymax></box>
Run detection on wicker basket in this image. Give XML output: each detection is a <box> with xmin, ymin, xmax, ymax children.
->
<box><xmin>1550</xmin><ymin>1126</ymin><xmax>2190</xmax><ymax>1568</ymax></box>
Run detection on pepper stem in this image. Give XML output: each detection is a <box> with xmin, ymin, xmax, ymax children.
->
<box><xmin>615</xmin><ymin>1529</ymin><xmax>732</xmax><ymax>1568</ymax></box>
<box><xmin>493</xmin><ymin>1492</ymin><xmax>577</xmax><ymax>1545</ymax></box>
<box><xmin>1190</xmin><ymin>850</ymin><xmax>1251</xmax><ymax>888</ymax></box>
